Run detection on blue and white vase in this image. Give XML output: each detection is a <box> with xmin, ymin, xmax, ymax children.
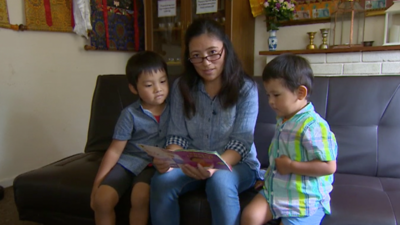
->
<box><xmin>268</xmin><ymin>30</ymin><xmax>278</xmax><ymax>51</ymax></box>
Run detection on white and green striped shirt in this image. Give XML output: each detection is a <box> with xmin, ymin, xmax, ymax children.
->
<box><xmin>263</xmin><ymin>103</ymin><xmax>337</xmax><ymax>218</ymax></box>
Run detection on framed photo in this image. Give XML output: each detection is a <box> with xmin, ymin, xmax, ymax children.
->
<box><xmin>365</xmin><ymin>0</ymin><xmax>386</xmax><ymax>9</ymax></box>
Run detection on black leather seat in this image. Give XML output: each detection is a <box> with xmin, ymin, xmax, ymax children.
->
<box><xmin>14</xmin><ymin>75</ymin><xmax>400</xmax><ymax>225</ymax></box>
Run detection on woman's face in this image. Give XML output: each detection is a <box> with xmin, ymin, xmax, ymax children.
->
<box><xmin>188</xmin><ymin>33</ymin><xmax>225</xmax><ymax>84</ymax></box>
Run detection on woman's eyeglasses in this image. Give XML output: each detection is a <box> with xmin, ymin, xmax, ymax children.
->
<box><xmin>188</xmin><ymin>48</ymin><xmax>224</xmax><ymax>64</ymax></box>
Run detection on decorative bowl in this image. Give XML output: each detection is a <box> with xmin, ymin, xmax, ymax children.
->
<box><xmin>363</xmin><ymin>41</ymin><xmax>374</xmax><ymax>47</ymax></box>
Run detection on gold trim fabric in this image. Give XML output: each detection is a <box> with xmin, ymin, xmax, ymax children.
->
<box><xmin>25</xmin><ymin>0</ymin><xmax>73</xmax><ymax>32</ymax></box>
<box><xmin>0</xmin><ymin>0</ymin><xmax>10</xmax><ymax>28</ymax></box>
<box><xmin>249</xmin><ymin>0</ymin><xmax>265</xmax><ymax>17</ymax></box>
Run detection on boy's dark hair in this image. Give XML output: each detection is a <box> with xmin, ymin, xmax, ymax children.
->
<box><xmin>125</xmin><ymin>51</ymin><xmax>168</xmax><ymax>90</ymax></box>
<box><xmin>262</xmin><ymin>54</ymin><xmax>314</xmax><ymax>98</ymax></box>
<box><xmin>179</xmin><ymin>18</ymin><xmax>253</xmax><ymax>118</ymax></box>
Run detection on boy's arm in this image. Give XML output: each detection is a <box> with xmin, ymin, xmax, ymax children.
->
<box><xmin>92</xmin><ymin>140</ymin><xmax>127</xmax><ymax>189</ymax></box>
<box><xmin>275</xmin><ymin>156</ymin><xmax>336</xmax><ymax>176</ymax></box>
<box><xmin>276</xmin><ymin>120</ymin><xmax>338</xmax><ymax>177</ymax></box>
<box><xmin>291</xmin><ymin>159</ymin><xmax>336</xmax><ymax>176</ymax></box>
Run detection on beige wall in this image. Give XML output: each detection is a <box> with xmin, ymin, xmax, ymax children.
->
<box><xmin>0</xmin><ymin>0</ymin><xmax>133</xmax><ymax>187</ymax></box>
<box><xmin>0</xmin><ymin>1</ymin><xmax>388</xmax><ymax>187</ymax></box>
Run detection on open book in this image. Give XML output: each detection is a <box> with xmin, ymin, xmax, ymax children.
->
<box><xmin>135</xmin><ymin>144</ymin><xmax>232</xmax><ymax>171</ymax></box>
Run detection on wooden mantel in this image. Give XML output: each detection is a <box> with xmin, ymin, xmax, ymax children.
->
<box><xmin>259</xmin><ymin>45</ymin><xmax>400</xmax><ymax>55</ymax></box>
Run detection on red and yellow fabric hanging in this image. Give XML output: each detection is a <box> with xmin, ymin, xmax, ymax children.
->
<box><xmin>249</xmin><ymin>0</ymin><xmax>265</xmax><ymax>17</ymax></box>
<box><xmin>25</xmin><ymin>0</ymin><xmax>73</xmax><ymax>32</ymax></box>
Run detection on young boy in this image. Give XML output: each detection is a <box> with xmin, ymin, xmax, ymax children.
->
<box><xmin>241</xmin><ymin>54</ymin><xmax>338</xmax><ymax>225</ymax></box>
<box><xmin>90</xmin><ymin>51</ymin><xmax>169</xmax><ymax>225</ymax></box>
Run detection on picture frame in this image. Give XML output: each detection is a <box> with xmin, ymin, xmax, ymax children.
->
<box><xmin>274</xmin><ymin>0</ymin><xmax>395</xmax><ymax>28</ymax></box>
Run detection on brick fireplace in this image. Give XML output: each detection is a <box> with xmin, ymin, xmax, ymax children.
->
<box><xmin>264</xmin><ymin>50</ymin><xmax>400</xmax><ymax>76</ymax></box>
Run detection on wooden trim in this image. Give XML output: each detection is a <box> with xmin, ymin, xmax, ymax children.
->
<box><xmin>259</xmin><ymin>45</ymin><xmax>400</xmax><ymax>55</ymax></box>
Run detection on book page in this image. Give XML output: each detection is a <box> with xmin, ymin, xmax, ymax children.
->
<box><xmin>136</xmin><ymin>144</ymin><xmax>231</xmax><ymax>171</ymax></box>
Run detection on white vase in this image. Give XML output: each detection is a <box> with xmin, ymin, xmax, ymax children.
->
<box><xmin>269</xmin><ymin>30</ymin><xmax>278</xmax><ymax>51</ymax></box>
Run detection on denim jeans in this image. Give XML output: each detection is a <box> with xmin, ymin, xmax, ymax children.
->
<box><xmin>150</xmin><ymin>163</ymin><xmax>257</xmax><ymax>225</ymax></box>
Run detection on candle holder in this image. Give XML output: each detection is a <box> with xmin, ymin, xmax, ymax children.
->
<box><xmin>319</xmin><ymin>28</ymin><xmax>330</xmax><ymax>49</ymax></box>
<box><xmin>306</xmin><ymin>32</ymin><xmax>317</xmax><ymax>49</ymax></box>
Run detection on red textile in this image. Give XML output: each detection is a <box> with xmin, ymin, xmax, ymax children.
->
<box><xmin>134</xmin><ymin>0</ymin><xmax>139</xmax><ymax>51</ymax></box>
<box><xmin>102</xmin><ymin>0</ymin><xmax>110</xmax><ymax>49</ymax></box>
<box><xmin>71</xmin><ymin>0</ymin><xmax>75</xmax><ymax>28</ymax></box>
<box><xmin>44</xmin><ymin>0</ymin><xmax>53</xmax><ymax>26</ymax></box>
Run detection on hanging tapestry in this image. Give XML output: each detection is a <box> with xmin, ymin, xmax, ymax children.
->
<box><xmin>25</xmin><ymin>0</ymin><xmax>74</xmax><ymax>32</ymax></box>
<box><xmin>89</xmin><ymin>0</ymin><xmax>145</xmax><ymax>51</ymax></box>
<box><xmin>0</xmin><ymin>0</ymin><xmax>10</xmax><ymax>28</ymax></box>
<box><xmin>249</xmin><ymin>0</ymin><xmax>265</xmax><ymax>17</ymax></box>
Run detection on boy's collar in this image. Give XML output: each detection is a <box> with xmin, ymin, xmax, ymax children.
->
<box><xmin>277</xmin><ymin>102</ymin><xmax>314</xmax><ymax>123</ymax></box>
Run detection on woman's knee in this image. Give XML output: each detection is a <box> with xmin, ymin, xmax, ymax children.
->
<box><xmin>92</xmin><ymin>185</ymin><xmax>119</xmax><ymax>212</ymax></box>
<box><xmin>150</xmin><ymin>170</ymin><xmax>184</xmax><ymax>194</ymax></box>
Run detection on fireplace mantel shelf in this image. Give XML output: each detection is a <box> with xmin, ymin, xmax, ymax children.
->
<box><xmin>259</xmin><ymin>45</ymin><xmax>400</xmax><ymax>55</ymax></box>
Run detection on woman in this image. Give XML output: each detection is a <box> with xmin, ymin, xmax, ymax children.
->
<box><xmin>150</xmin><ymin>18</ymin><xmax>261</xmax><ymax>225</ymax></box>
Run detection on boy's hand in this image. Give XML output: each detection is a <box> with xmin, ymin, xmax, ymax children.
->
<box><xmin>153</xmin><ymin>157</ymin><xmax>172</xmax><ymax>174</ymax></box>
<box><xmin>275</xmin><ymin>155</ymin><xmax>293</xmax><ymax>175</ymax></box>
<box><xmin>254</xmin><ymin>180</ymin><xmax>264</xmax><ymax>190</ymax></box>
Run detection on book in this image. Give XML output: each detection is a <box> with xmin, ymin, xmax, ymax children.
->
<box><xmin>135</xmin><ymin>143</ymin><xmax>232</xmax><ymax>171</ymax></box>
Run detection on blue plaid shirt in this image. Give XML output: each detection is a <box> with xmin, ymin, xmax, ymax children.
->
<box><xmin>166</xmin><ymin>78</ymin><xmax>261</xmax><ymax>176</ymax></box>
<box><xmin>114</xmin><ymin>100</ymin><xmax>169</xmax><ymax>175</ymax></box>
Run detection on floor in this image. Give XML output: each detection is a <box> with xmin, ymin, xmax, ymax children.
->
<box><xmin>0</xmin><ymin>186</ymin><xmax>40</xmax><ymax>225</ymax></box>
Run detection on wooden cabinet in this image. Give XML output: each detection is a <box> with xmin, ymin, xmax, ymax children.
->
<box><xmin>144</xmin><ymin>0</ymin><xmax>255</xmax><ymax>76</ymax></box>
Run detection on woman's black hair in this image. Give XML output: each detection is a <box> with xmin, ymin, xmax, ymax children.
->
<box><xmin>179</xmin><ymin>18</ymin><xmax>252</xmax><ymax>118</ymax></box>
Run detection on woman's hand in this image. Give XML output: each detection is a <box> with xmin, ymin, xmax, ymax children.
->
<box><xmin>181</xmin><ymin>163</ymin><xmax>217</xmax><ymax>180</ymax></box>
<box><xmin>153</xmin><ymin>157</ymin><xmax>173</xmax><ymax>174</ymax></box>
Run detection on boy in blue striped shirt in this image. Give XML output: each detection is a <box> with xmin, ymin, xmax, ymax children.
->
<box><xmin>242</xmin><ymin>54</ymin><xmax>337</xmax><ymax>225</ymax></box>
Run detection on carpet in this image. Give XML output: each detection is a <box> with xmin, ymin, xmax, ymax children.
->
<box><xmin>0</xmin><ymin>187</ymin><xmax>40</xmax><ymax>225</ymax></box>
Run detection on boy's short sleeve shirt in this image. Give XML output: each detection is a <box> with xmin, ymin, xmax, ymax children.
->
<box><xmin>114</xmin><ymin>100</ymin><xmax>169</xmax><ymax>175</ymax></box>
<box><xmin>263</xmin><ymin>103</ymin><xmax>338</xmax><ymax>219</ymax></box>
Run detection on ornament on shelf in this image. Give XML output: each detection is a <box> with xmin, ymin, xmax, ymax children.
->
<box><xmin>306</xmin><ymin>32</ymin><xmax>317</xmax><ymax>49</ymax></box>
<box><xmin>329</xmin><ymin>0</ymin><xmax>365</xmax><ymax>48</ymax></box>
<box><xmin>319</xmin><ymin>28</ymin><xmax>330</xmax><ymax>49</ymax></box>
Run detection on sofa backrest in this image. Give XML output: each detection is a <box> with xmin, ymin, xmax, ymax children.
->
<box><xmin>86</xmin><ymin>75</ymin><xmax>400</xmax><ymax>178</ymax></box>
<box><xmin>254</xmin><ymin>76</ymin><xmax>400</xmax><ymax>178</ymax></box>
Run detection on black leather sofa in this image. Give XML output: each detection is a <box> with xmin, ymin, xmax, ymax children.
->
<box><xmin>14</xmin><ymin>75</ymin><xmax>400</xmax><ymax>225</ymax></box>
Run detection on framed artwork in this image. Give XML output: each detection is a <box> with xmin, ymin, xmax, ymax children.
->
<box><xmin>88</xmin><ymin>0</ymin><xmax>145</xmax><ymax>51</ymax></box>
<box><xmin>293</xmin><ymin>1</ymin><xmax>338</xmax><ymax>20</ymax></box>
<box><xmin>276</xmin><ymin>0</ymin><xmax>395</xmax><ymax>27</ymax></box>
<box><xmin>0</xmin><ymin>0</ymin><xmax>10</xmax><ymax>28</ymax></box>
<box><xmin>24</xmin><ymin>0</ymin><xmax>74</xmax><ymax>32</ymax></box>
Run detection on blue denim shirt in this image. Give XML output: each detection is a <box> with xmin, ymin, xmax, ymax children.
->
<box><xmin>166</xmin><ymin>78</ymin><xmax>261</xmax><ymax>176</ymax></box>
<box><xmin>114</xmin><ymin>100</ymin><xmax>169</xmax><ymax>175</ymax></box>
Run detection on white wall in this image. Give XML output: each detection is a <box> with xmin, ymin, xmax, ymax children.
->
<box><xmin>253</xmin><ymin>15</ymin><xmax>386</xmax><ymax>76</ymax></box>
<box><xmin>0</xmin><ymin>0</ymin><xmax>133</xmax><ymax>187</ymax></box>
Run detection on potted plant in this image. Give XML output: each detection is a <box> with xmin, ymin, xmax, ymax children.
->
<box><xmin>263</xmin><ymin>0</ymin><xmax>296</xmax><ymax>50</ymax></box>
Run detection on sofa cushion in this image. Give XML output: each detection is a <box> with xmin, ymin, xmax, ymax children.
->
<box><xmin>322</xmin><ymin>173</ymin><xmax>400</xmax><ymax>225</ymax></box>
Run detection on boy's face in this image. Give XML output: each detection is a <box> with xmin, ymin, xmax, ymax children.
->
<box><xmin>263</xmin><ymin>78</ymin><xmax>306</xmax><ymax>119</ymax></box>
<box><xmin>130</xmin><ymin>69</ymin><xmax>169</xmax><ymax>110</ymax></box>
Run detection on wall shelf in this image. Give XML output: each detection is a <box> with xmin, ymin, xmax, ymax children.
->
<box><xmin>259</xmin><ymin>45</ymin><xmax>400</xmax><ymax>55</ymax></box>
